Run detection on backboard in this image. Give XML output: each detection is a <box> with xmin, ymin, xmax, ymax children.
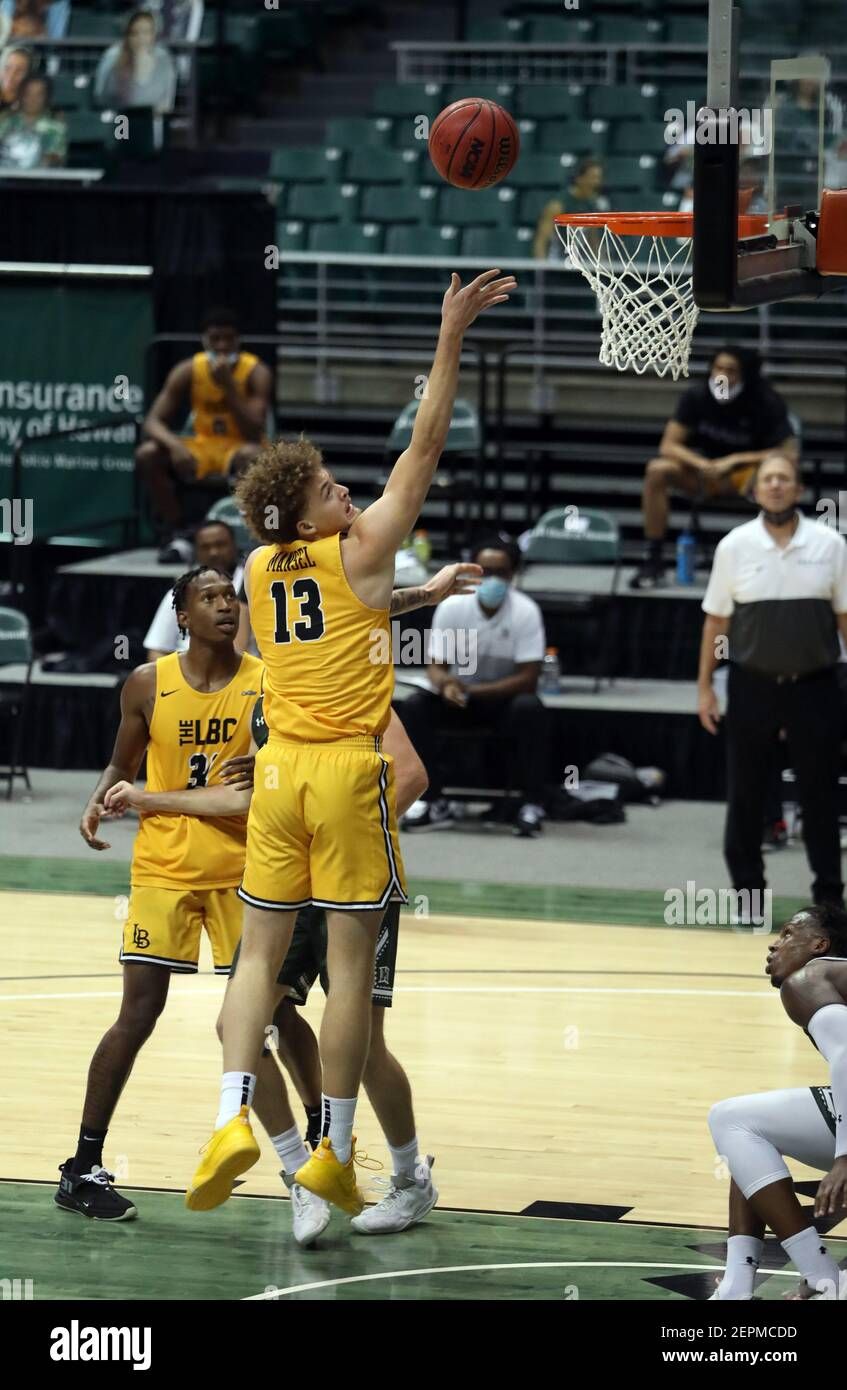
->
<box><xmin>692</xmin><ymin>0</ymin><xmax>847</xmax><ymax>309</ymax></box>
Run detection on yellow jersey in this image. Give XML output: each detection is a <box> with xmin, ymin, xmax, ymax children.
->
<box><xmin>247</xmin><ymin>533</ymin><xmax>393</xmax><ymax>744</ymax></box>
<box><xmin>131</xmin><ymin>651</ymin><xmax>264</xmax><ymax>889</ymax></box>
<box><xmin>190</xmin><ymin>351</ymin><xmax>260</xmax><ymax>442</ymax></box>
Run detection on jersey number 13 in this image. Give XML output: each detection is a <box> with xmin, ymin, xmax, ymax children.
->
<box><xmin>271</xmin><ymin>578</ymin><xmax>326</xmax><ymax>644</ymax></box>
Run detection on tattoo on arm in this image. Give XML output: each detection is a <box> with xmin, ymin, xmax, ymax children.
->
<box><xmin>389</xmin><ymin>586</ymin><xmax>429</xmax><ymax>616</ymax></box>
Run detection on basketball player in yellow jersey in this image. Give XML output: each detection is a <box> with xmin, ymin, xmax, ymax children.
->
<box><xmin>54</xmin><ymin>566</ymin><xmax>261</xmax><ymax>1221</ymax></box>
<box><xmin>187</xmin><ymin>268</ymin><xmax>516</xmax><ymax>1216</ymax></box>
<box><xmin>135</xmin><ymin>306</ymin><xmax>273</xmax><ymax>552</ymax></box>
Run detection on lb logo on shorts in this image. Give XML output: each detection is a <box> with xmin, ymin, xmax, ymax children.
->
<box><xmin>132</xmin><ymin>924</ymin><xmax>151</xmax><ymax>949</ymax></box>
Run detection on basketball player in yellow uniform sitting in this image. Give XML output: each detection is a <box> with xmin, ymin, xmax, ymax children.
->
<box><xmin>54</xmin><ymin>565</ymin><xmax>262</xmax><ymax>1221</ymax></box>
<box><xmin>186</xmin><ymin>267</ymin><xmax>516</xmax><ymax>1216</ymax></box>
<box><xmin>135</xmin><ymin>306</ymin><xmax>273</xmax><ymax>556</ymax></box>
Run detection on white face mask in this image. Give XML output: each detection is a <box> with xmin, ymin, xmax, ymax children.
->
<box><xmin>708</xmin><ymin>375</ymin><xmax>744</xmax><ymax>404</ymax></box>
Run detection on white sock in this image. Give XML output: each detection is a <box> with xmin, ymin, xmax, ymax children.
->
<box><xmin>322</xmin><ymin>1094</ymin><xmax>356</xmax><ymax>1164</ymax></box>
<box><xmin>271</xmin><ymin>1124</ymin><xmax>309</xmax><ymax>1176</ymax></box>
<box><xmin>216</xmin><ymin>1071</ymin><xmax>256</xmax><ymax>1129</ymax></box>
<box><xmin>781</xmin><ymin>1226</ymin><xmax>841</xmax><ymax>1297</ymax></box>
<box><xmin>389</xmin><ymin>1136</ymin><xmax>420</xmax><ymax>1181</ymax></box>
<box><xmin>713</xmin><ymin>1234</ymin><xmax>763</xmax><ymax>1300</ymax></box>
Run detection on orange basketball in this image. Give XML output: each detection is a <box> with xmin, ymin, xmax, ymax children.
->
<box><xmin>428</xmin><ymin>98</ymin><xmax>520</xmax><ymax>190</ymax></box>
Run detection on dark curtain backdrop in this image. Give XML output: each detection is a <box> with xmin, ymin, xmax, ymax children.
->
<box><xmin>0</xmin><ymin>189</ymin><xmax>276</xmax><ymax>344</ymax></box>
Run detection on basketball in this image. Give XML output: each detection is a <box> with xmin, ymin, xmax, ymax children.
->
<box><xmin>428</xmin><ymin>98</ymin><xmax>520</xmax><ymax>190</ymax></box>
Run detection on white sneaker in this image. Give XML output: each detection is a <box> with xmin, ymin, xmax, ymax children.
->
<box><xmin>350</xmin><ymin>1155</ymin><xmax>438</xmax><ymax>1234</ymax></box>
<box><xmin>283</xmin><ymin>1173</ymin><xmax>331</xmax><ymax>1247</ymax></box>
<box><xmin>400</xmin><ymin>799</ymin><xmax>453</xmax><ymax>831</ymax></box>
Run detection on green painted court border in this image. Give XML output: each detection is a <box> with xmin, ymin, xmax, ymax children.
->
<box><xmin>0</xmin><ymin>854</ymin><xmax>808</xmax><ymax>929</ymax></box>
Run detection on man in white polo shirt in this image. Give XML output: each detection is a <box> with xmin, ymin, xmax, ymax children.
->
<box><xmin>399</xmin><ymin>536</ymin><xmax>549</xmax><ymax>838</ymax></box>
<box><xmin>698</xmin><ymin>454</ymin><xmax>847</xmax><ymax>906</ymax></box>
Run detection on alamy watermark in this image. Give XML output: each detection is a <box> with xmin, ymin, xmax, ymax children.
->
<box><xmin>369</xmin><ymin>622</ymin><xmax>478</xmax><ymax>674</ymax></box>
<box><xmin>0</xmin><ymin>497</ymin><xmax>33</xmax><ymax>545</ymax></box>
<box><xmin>665</xmin><ymin>102</ymin><xmax>772</xmax><ymax>155</ymax></box>
<box><xmin>664</xmin><ymin>881</ymin><xmax>772</xmax><ymax>930</ymax></box>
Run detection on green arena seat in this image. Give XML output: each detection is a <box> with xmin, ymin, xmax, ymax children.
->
<box><xmin>460</xmin><ymin>225</ymin><xmax>536</xmax><ymax>261</ymax></box>
<box><xmin>372</xmin><ymin>82</ymin><xmax>443</xmax><ymax>120</ymax></box>
<box><xmin>345</xmin><ymin>147</ymin><xmax>420</xmax><ymax>184</ymax></box>
<box><xmin>308</xmin><ymin>223</ymin><xmax>385</xmax><ymax>254</ymax></box>
<box><xmin>538</xmin><ymin>120</ymin><xmax>608</xmax><ymax>155</ymax></box>
<box><xmin>505</xmin><ymin>152</ymin><xmax>574</xmax><ymax>189</ymax></box>
<box><xmin>516</xmin><ymin>85</ymin><xmax>586</xmax><ymax>121</ymax></box>
<box><xmin>608</xmin><ymin>121</ymin><xmax>667</xmax><ymax>155</ymax></box>
<box><xmin>51</xmin><ymin>73</ymin><xmax>92</xmax><ymax>111</ymax></box>
<box><xmin>588</xmin><ymin>85</ymin><xmax>659</xmax><ymax>120</ymax></box>
<box><xmin>437</xmin><ymin>186</ymin><xmax>518</xmax><ymax>227</ymax></box>
<box><xmin>527</xmin><ymin>18</ymin><xmax>594</xmax><ymax>42</ymax></box>
<box><xmin>325</xmin><ymin>116</ymin><xmax>394</xmax><ymax>150</ymax></box>
<box><xmin>601</xmin><ymin>154</ymin><xmax>661</xmax><ymax>190</ymax></box>
<box><xmin>270</xmin><ymin>148</ymin><xmax>340</xmax><ymax>182</ymax></box>
<box><xmin>665</xmin><ymin>16</ymin><xmax>708</xmax><ymax>43</ymax></box>
<box><xmin>360</xmin><ymin>184</ymin><xmax>421</xmax><ymax>223</ymax></box>
<box><xmin>385</xmin><ymin>224</ymin><xmax>461</xmax><ymax>256</ymax></box>
<box><xmin>594</xmin><ymin>17</ymin><xmax>664</xmax><ymax>42</ymax></box>
<box><xmin>287</xmin><ymin>182</ymin><xmax>359</xmax><ymax>221</ymax></box>
<box><xmin>466</xmin><ymin>17</ymin><xmax>526</xmax><ymax>42</ymax></box>
<box><xmin>441</xmin><ymin>83</ymin><xmax>516</xmax><ymax>110</ymax></box>
<box><xmin>275</xmin><ymin>220</ymin><xmax>307</xmax><ymax>251</ymax></box>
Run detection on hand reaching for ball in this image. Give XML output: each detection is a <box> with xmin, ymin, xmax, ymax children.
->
<box><xmin>441</xmin><ymin>269</ymin><xmax>517</xmax><ymax>334</ymax></box>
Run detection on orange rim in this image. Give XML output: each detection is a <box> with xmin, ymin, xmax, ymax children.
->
<box><xmin>554</xmin><ymin>210</ymin><xmax>771</xmax><ymax>238</ymax></box>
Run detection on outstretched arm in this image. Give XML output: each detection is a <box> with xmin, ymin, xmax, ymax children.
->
<box><xmin>345</xmin><ymin>272</ymin><xmax>516</xmax><ymax>576</ymax></box>
<box><xmin>389</xmin><ymin>561</ymin><xmax>483</xmax><ymax>616</ymax></box>
<box><xmin>105</xmin><ymin>781</ymin><xmax>253</xmax><ymax>818</ymax></box>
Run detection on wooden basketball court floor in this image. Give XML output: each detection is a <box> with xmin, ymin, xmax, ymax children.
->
<box><xmin>3</xmin><ymin>885</ymin><xmax>846</xmax><ymax>1301</ymax></box>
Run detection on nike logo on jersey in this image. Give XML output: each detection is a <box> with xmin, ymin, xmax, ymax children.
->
<box><xmin>161</xmin><ymin>690</ymin><xmax>177</xmax><ymax>697</ymax></box>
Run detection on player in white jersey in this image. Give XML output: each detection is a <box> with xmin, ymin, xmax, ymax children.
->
<box><xmin>708</xmin><ymin>905</ymin><xmax>847</xmax><ymax>1299</ymax></box>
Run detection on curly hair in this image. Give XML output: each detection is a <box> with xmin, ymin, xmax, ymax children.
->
<box><xmin>172</xmin><ymin>565</ymin><xmax>232</xmax><ymax>637</ymax></box>
<box><xmin>233</xmin><ymin>437</ymin><xmax>323</xmax><ymax>544</ymax></box>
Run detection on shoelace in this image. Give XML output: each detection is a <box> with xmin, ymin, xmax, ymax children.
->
<box><xmin>353</xmin><ymin>1149</ymin><xmax>383</xmax><ymax>1174</ymax></box>
<box><xmin>80</xmin><ymin>1167</ymin><xmax>115</xmax><ymax>1187</ymax></box>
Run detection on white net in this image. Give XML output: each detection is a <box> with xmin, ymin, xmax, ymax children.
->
<box><xmin>556</xmin><ymin>221</ymin><xmax>699</xmax><ymax>381</ymax></box>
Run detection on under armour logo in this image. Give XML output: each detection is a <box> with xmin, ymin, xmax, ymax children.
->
<box><xmin>132</xmin><ymin>925</ymin><xmax>151</xmax><ymax>948</ymax></box>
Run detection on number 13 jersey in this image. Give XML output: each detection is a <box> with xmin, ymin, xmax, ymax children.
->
<box><xmin>131</xmin><ymin>650</ymin><xmax>265</xmax><ymax>889</ymax></box>
<box><xmin>247</xmin><ymin>533</ymin><xmax>393</xmax><ymax>744</ymax></box>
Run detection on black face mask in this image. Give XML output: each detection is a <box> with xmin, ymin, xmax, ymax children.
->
<box><xmin>761</xmin><ymin>505</ymin><xmax>797</xmax><ymax>527</ymax></box>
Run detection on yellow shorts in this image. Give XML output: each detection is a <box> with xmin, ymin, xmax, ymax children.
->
<box><xmin>239</xmin><ymin>737</ymin><xmax>408</xmax><ymax>912</ymax></box>
<box><xmin>120</xmin><ymin>885</ymin><xmax>243</xmax><ymax>974</ymax></box>
<box><xmin>184</xmin><ymin>435</ymin><xmax>243</xmax><ymax>480</ymax></box>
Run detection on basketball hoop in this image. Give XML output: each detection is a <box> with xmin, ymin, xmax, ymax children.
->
<box><xmin>554</xmin><ymin>210</ymin><xmax>768</xmax><ymax>381</ymax></box>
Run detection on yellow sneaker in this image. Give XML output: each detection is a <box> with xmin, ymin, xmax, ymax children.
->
<box><xmin>185</xmin><ymin>1106</ymin><xmax>260</xmax><ymax>1212</ymax></box>
<box><xmin>294</xmin><ymin>1136</ymin><xmax>368</xmax><ymax>1215</ymax></box>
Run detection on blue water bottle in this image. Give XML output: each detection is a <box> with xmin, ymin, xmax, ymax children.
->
<box><xmin>676</xmin><ymin>529</ymin><xmax>696</xmax><ymax>586</ymax></box>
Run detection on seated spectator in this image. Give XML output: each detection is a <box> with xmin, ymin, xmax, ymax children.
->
<box><xmin>399</xmin><ymin>537</ymin><xmax>551</xmax><ymax>839</ymax></box>
<box><xmin>533</xmin><ymin>157</ymin><xmax>608</xmax><ymax>260</ymax></box>
<box><xmin>94</xmin><ymin>9</ymin><xmax>176</xmax><ymax>114</ymax></box>
<box><xmin>0</xmin><ymin>72</ymin><xmax>66</xmax><ymax>167</ymax></box>
<box><xmin>0</xmin><ymin>43</ymin><xmax>32</xmax><ymax>108</ymax></box>
<box><xmin>630</xmin><ymin>346</ymin><xmax>799</xmax><ymax>589</ymax></box>
<box><xmin>0</xmin><ymin>0</ymin><xmax>70</xmax><ymax>40</ymax></box>
<box><xmin>135</xmin><ymin>306</ymin><xmax>273</xmax><ymax>559</ymax></box>
<box><xmin>145</xmin><ymin>518</ymin><xmax>247</xmax><ymax>659</ymax></box>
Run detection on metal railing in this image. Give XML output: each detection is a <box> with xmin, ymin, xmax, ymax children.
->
<box><xmin>391</xmin><ymin>41</ymin><xmax>847</xmax><ymax>89</ymax></box>
<box><xmin>274</xmin><ymin>250</ymin><xmax>847</xmax><ymax>364</ymax></box>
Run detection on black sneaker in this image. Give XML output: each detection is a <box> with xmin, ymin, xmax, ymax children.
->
<box><xmin>628</xmin><ymin>561</ymin><xmax>666</xmax><ymax>591</ymax></box>
<box><xmin>54</xmin><ymin>1160</ymin><xmax>138</xmax><ymax>1221</ymax></box>
<box><xmin>514</xmin><ymin>803</ymin><xmax>545</xmax><ymax>838</ymax></box>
